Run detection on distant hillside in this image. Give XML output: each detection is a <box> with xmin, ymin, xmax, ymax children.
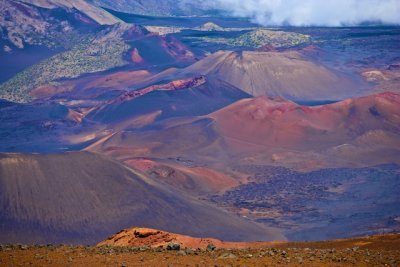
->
<box><xmin>0</xmin><ymin>0</ymin><xmax>103</xmax><ymax>50</ymax></box>
<box><xmin>0</xmin><ymin>19</ymin><xmax>194</xmax><ymax>103</ymax></box>
<box><xmin>90</xmin><ymin>0</ymin><xmax>217</xmax><ymax>16</ymax></box>
<box><xmin>0</xmin><ymin>24</ymin><xmax>131</xmax><ymax>102</ymax></box>
<box><xmin>196</xmin><ymin>29</ymin><xmax>311</xmax><ymax>49</ymax></box>
<box><xmin>89</xmin><ymin>92</ymin><xmax>400</xmax><ymax>169</ymax></box>
<box><xmin>229</xmin><ymin>29</ymin><xmax>310</xmax><ymax>48</ymax></box>
<box><xmin>0</xmin><ymin>0</ymin><xmax>125</xmax><ymax>101</ymax></box>
<box><xmin>18</xmin><ymin>0</ymin><xmax>121</xmax><ymax>25</ymax></box>
<box><xmin>153</xmin><ymin>50</ymin><xmax>364</xmax><ymax>101</ymax></box>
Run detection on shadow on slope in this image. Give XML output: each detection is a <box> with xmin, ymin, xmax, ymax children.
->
<box><xmin>0</xmin><ymin>152</ymin><xmax>283</xmax><ymax>244</ymax></box>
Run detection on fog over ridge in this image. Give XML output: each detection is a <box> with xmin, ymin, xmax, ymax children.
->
<box><xmin>181</xmin><ymin>0</ymin><xmax>400</xmax><ymax>26</ymax></box>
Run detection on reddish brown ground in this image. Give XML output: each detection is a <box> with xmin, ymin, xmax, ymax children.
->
<box><xmin>210</xmin><ymin>92</ymin><xmax>400</xmax><ymax>149</ymax></box>
<box><xmin>207</xmin><ymin>92</ymin><xmax>400</xmax><ymax>169</ymax></box>
<box><xmin>124</xmin><ymin>159</ymin><xmax>242</xmax><ymax>195</ymax></box>
<box><xmin>130</xmin><ymin>48</ymin><xmax>145</xmax><ymax>64</ymax></box>
<box><xmin>160</xmin><ymin>36</ymin><xmax>194</xmax><ymax>61</ymax></box>
<box><xmin>115</xmin><ymin>76</ymin><xmax>206</xmax><ymax>103</ymax></box>
<box><xmin>1</xmin><ymin>233</ymin><xmax>399</xmax><ymax>266</ymax></box>
<box><xmin>256</xmin><ymin>44</ymin><xmax>277</xmax><ymax>52</ymax></box>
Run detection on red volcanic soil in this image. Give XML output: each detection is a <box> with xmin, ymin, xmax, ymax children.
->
<box><xmin>208</xmin><ymin>92</ymin><xmax>400</xmax><ymax>165</ymax></box>
<box><xmin>77</xmin><ymin>70</ymin><xmax>152</xmax><ymax>91</ymax></box>
<box><xmin>256</xmin><ymin>44</ymin><xmax>277</xmax><ymax>52</ymax></box>
<box><xmin>98</xmin><ymin>227</ymin><xmax>284</xmax><ymax>249</ymax></box>
<box><xmin>66</xmin><ymin>108</ymin><xmax>84</xmax><ymax>123</ymax></box>
<box><xmin>30</xmin><ymin>84</ymin><xmax>74</xmax><ymax>99</ymax></box>
<box><xmin>160</xmin><ymin>35</ymin><xmax>195</xmax><ymax>61</ymax></box>
<box><xmin>124</xmin><ymin>158</ymin><xmax>243</xmax><ymax>195</ymax></box>
<box><xmin>89</xmin><ymin>92</ymin><xmax>400</xmax><ymax>170</ymax></box>
<box><xmin>206</xmin><ymin>93</ymin><xmax>400</xmax><ymax>169</ymax></box>
<box><xmin>99</xmin><ymin>227</ymin><xmax>400</xmax><ymax>253</ymax></box>
<box><xmin>294</xmin><ymin>45</ymin><xmax>325</xmax><ymax>56</ymax></box>
<box><xmin>2</xmin><ymin>234</ymin><xmax>400</xmax><ymax>267</ymax></box>
<box><xmin>114</xmin><ymin>76</ymin><xmax>206</xmax><ymax>103</ymax></box>
<box><xmin>129</xmin><ymin>48</ymin><xmax>145</xmax><ymax>64</ymax></box>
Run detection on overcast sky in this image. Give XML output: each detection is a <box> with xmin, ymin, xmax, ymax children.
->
<box><xmin>198</xmin><ymin>0</ymin><xmax>400</xmax><ymax>26</ymax></box>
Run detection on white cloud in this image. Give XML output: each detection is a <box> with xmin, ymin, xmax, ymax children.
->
<box><xmin>208</xmin><ymin>0</ymin><xmax>400</xmax><ymax>26</ymax></box>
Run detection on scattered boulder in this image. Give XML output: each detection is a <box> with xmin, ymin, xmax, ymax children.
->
<box><xmin>166</xmin><ymin>243</ymin><xmax>180</xmax><ymax>251</ymax></box>
<box><xmin>185</xmin><ymin>248</ymin><xmax>194</xmax><ymax>255</ymax></box>
<box><xmin>207</xmin><ymin>243</ymin><xmax>216</xmax><ymax>251</ymax></box>
<box><xmin>269</xmin><ymin>250</ymin><xmax>275</xmax><ymax>256</ymax></box>
<box><xmin>218</xmin><ymin>253</ymin><xmax>237</xmax><ymax>259</ymax></box>
<box><xmin>155</xmin><ymin>247</ymin><xmax>165</xmax><ymax>252</ymax></box>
